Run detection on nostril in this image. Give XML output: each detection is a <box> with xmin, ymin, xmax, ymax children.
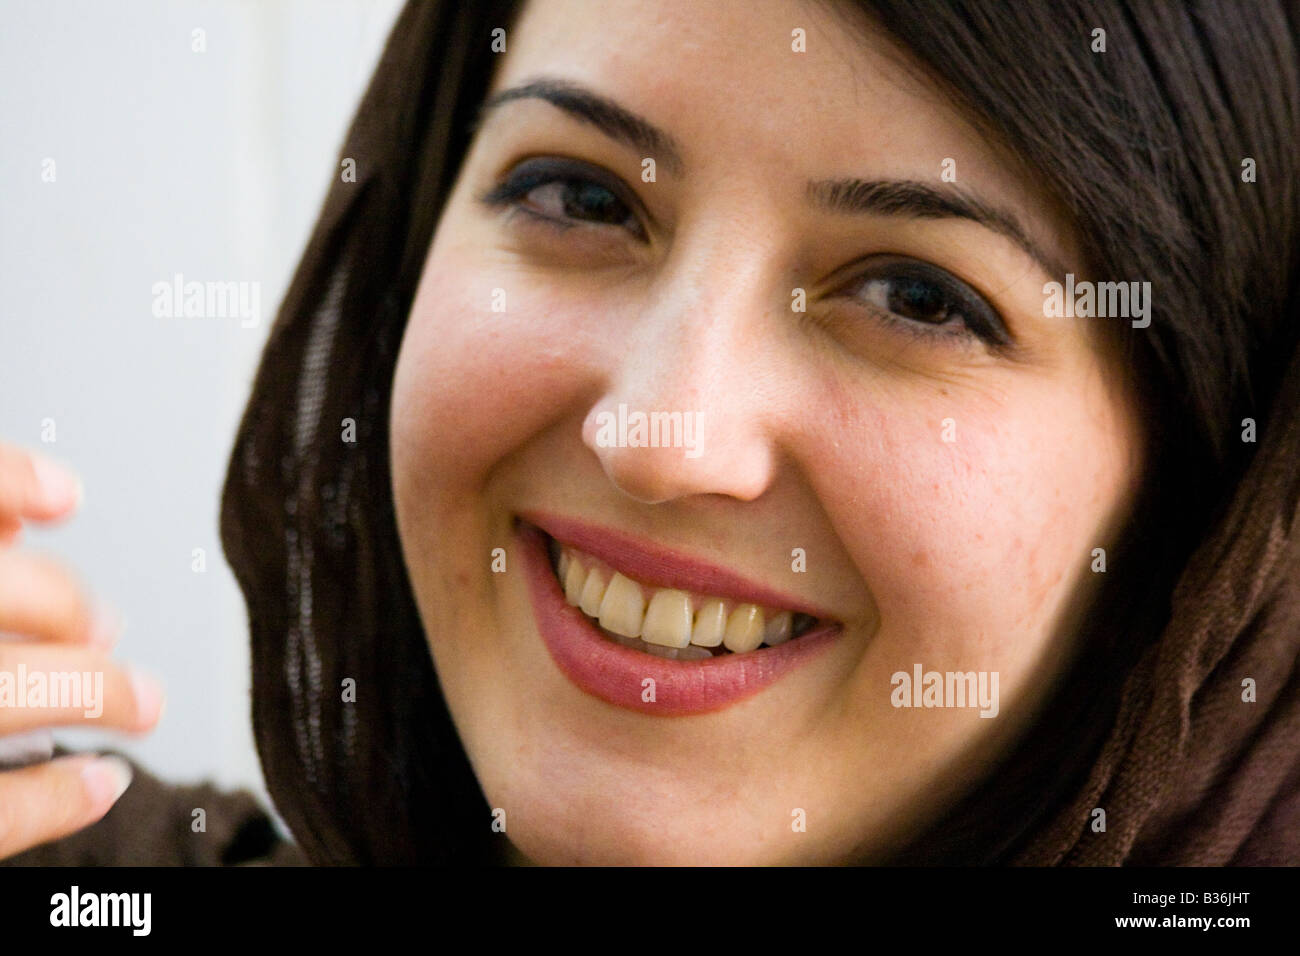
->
<box><xmin>582</xmin><ymin>400</ymin><xmax>774</xmax><ymax>505</ymax></box>
<box><xmin>596</xmin><ymin>450</ymin><xmax>688</xmax><ymax>506</ymax></box>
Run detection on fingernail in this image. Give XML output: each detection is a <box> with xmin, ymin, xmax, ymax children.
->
<box><xmin>125</xmin><ymin>667</ymin><xmax>165</xmax><ymax>727</ymax></box>
<box><xmin>82</xmin><ymin>755</ymin><xmax>133</xmax><ymax>805</ymax></box>
<box><xmin>87</xmin><ymin>602</ymin><xmax>123</xmax><ymax>650</ymax></box>
<box><xmin>29</xmin><ymin>452</ymin><xmax>82</xmax><ymax>511</ymax></box>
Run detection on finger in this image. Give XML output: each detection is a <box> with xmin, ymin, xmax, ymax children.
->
<box><xmin>0</xmin><ymin>644</ymin><xmax>164</xmax><ymax>734</ymax></box>
<box><xmin>0</xmin><ymin>753</ymin><xmax>133</xmax><ymax>860</ymax></box>
<box><xmin>0</xmin><ymin>729</ymin><xmax>55</xmax><ymax>770</ymax></box>
<box><xmin>0</xmin><ymin>445</ymin><xmax>82</xmax><ymax>524</ymax></box>
<box><xmin>0</xmin><ymin>551</ymin><xmax>119</xmax><ymax>648</ymax></box>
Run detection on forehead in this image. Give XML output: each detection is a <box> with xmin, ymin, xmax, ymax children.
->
<box><xmin>490</xmin><ymin>0</ymin><xmax>1063</xmax><ymax>243</ymax></box>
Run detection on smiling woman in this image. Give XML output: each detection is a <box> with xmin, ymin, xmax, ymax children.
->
<box><xmin>223</xmin><ymin>0</ymin><xmax>1299</xmax><ymax>866</ymax></box>
<box><xmin>387</xmin><ymin>0</ymin><xmax>1155</xmax><ymax>867</ymax></box>
<box><xmin>9</xmin><ymin>0</ymin><xmax>1297</xmax><ymax>869</ymax></box>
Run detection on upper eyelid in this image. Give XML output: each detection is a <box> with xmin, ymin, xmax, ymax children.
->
<box><xmin>477</xmin><ymin>86</ymin><xmax>1062</xmax><ymax>281</ymax></box>
<box><xmin>480</xmin><ymin>155</ymin><xmax>659</xmax><ymax>233</ymax></box>
<box><xmin>840</xmin><ymin>258</ymin><xmax>1016</xmax><ymax>345</ymax></box>
<box><xmin>484</xmin><ymin>156</ymin><xmax>1033</xmax><ymax>293</ymax></box>
<box><xmin>835</xmin><ymin>257</ymin><xmax>994</xmax><ymax>316</ymax></box>
<box><xmin>480</xmin><ymin>157</ymin><xmax>1018</xmax><ymax>345</ymax></box>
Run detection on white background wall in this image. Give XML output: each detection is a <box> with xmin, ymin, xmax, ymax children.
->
<box><xmin>0</xmin><ymin>0</ymin><xmax>405</xmax><ymax>811</ymax></box>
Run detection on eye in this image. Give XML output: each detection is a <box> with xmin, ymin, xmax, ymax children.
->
<box><xmin>843</xmin><ymin>257</ymin><xmax>1012</xmax><ymax>349</ymax></box>
<box><xmin>477</xmin><ymin>157</ymin><xmax>646</xmax><ymax>240</ymax></box>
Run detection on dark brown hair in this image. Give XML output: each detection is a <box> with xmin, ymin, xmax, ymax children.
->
<box><xmin>221</xmin><ymin>0</ymin><xmax>1300</xmax><ymax>864</ymax></box>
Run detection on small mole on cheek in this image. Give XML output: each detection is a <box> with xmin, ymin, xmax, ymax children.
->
<box><xmin>911</xmin><ymin>549</ymin><xmax>930</xmax><ymax>568</ymax></box>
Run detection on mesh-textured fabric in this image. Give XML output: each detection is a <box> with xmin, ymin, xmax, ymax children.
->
<box><xmin>1014</xmin><ymin>337</ymin><xmax>1300</xmax><ymax>864</ymax></box>
<box><xmin>219</xmin><ymin>0</ymin><xmax>1300</xmax><ymax>865</ymax></box>
<box><xmin>221</xmin><ymin>1</ymin><xmax>512</xmax><ymax>865</ymax></box>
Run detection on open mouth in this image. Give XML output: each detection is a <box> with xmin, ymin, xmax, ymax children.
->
<box><xmin>544</xmin><ymin>533</ymin><xmax>826</xmax><ymax>660</ymax></box>
<box><xmin>519</xmin><ymin>514</ymin><xmax>844</xmax><ymax>714</ymax></box>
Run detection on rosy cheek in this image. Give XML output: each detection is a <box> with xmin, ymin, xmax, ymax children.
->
<box><xmin>793</xmin><ymin>379</ymin><xmax>1123</xmax><ymax>661</ymax></box>
<box><xmin>395</xmin><ymin>254</ymin><xmax>590</xmax><ymax>487</ymax></box>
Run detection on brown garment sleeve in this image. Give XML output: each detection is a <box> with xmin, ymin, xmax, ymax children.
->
<box><xmin>1</xmin><ymin>749</ymin><xmax>307</xmax><ymax>866</ymax></box>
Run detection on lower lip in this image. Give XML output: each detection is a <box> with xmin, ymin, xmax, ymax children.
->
<box><xmin>517</xmin><ymin>520</ymin><xmax>841</xmax><ymax>716</ymax></box>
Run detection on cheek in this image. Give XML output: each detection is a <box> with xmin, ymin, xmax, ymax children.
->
<box><xmin>391</xmin><ymin>245</ymin><xmax>592</xmax><ymax>499</ymax></box>
<box><xmin>795</xmin><ymin>371</ymin><xmax>1134</xmax><ymax>665</ymax></box>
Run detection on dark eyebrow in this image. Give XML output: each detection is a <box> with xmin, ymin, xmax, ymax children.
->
<box><xmin>477</xmin><ymin>80</ymin><xmax>1062</xmax><ymax>276</ymax></box>
<box><xmin>806</xmin><ymin>178</ymin><xmax>1065</xmax><ymax>278</ymax></box>
<box><xmin>477</xmin><ymin>78</ymin><xmax>685</xmax><ymax>175</ymax></box>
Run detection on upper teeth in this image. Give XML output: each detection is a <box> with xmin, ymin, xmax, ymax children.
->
<box><xmin>556</xmin><ymin>544</ymin><xmax>803</xmax><ymax>655</ymax></box>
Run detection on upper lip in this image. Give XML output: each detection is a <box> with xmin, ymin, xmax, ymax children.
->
<box><xmin>519</xmin><ymin>510</ymin><xmax>840</xmax><ymax>622</ymax></box>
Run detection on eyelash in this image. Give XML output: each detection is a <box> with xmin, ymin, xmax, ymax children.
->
<box><xmin>477</xmin><ymin>157</ymin><xmax>648</xmax><ymax>240</ymax></box>
<box><xmin>477</xmin><ymin>158</ymin><xmax>1013</xmax><ymax>350</ymax></box>
<box><xmin>839</xmin><ymin>260</ymin><xmax>1012</xmax><ymax>350</ymax></box>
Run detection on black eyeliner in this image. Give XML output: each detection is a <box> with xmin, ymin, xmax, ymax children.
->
<box><xmin>848</xmin><ymin>257</ymin><xmax>1016</xmax><ymax>351</ymax></box>
<box><xmin>475</xmin><ymin>156</ymin><xmax>647</xmax><ymax>233</ymax></box>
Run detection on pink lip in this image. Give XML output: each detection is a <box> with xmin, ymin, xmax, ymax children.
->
<box><xmin>516</xmin><ymin>518</ymin><xmax>841</xmax><ymax>716</ymax></box>
<box><xmin>519</xmin><ymin>510</ymin><xmax>839</xmax><ymax>620</ymax></box>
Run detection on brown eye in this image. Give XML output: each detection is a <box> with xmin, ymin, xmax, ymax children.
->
<box><xmin>861</xmin><ymin>276</ymin><xmax>953</xmax><ymax>325</ymax></box>
<box><xmin>478</xmin><ymin>157</ymin><xmax>647</xmax><ymax>239</ymax></box>
<box><xmin>522</xmin><ymin>179</ymin><xmax>635</xmax><ymax>229</ymax></box>
<box><xmin>846</xmin><ymin>258</ymin><xmax>1011</xmax><ymax>347</ymax></box>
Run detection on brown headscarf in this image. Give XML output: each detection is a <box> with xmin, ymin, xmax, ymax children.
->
<box><xmin>1016</xmin><ymin>339</ymin><xmax>1300</xmax><ymax>865</ymax></box>
<box><xmin>218</xmin><ymin>0</ymin><xmax>1300</xmax><ymax>865</ymax></box>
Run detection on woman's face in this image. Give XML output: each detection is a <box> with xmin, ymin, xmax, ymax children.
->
<box><xmin>390</xmin><ymin>0</ymin><xmax>1143</xmax><ymax>863</ymax></box>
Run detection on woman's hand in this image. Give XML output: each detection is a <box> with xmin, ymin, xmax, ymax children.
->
<box><xmin>0</xmin><ymin>443</ymin><xmax>165</xmax><ymax>860</ymax></box>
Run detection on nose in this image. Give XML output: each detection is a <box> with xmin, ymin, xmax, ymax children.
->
<box><xmin>581</xmin><ymin>247</ymin><xmax>780</xmax><ymax>505</ymax></box>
